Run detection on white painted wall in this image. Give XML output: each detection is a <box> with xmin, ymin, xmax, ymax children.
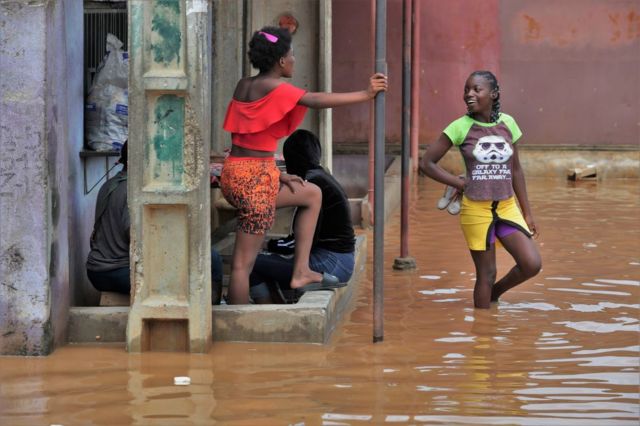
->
<box><xmin>1</xmin><ymin>0</ymin><xmax>55</xmax><ymax>355</ymax></box>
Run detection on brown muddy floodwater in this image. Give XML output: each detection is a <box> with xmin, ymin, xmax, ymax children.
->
<box><xmin>1</xmin><ymin>177</ymin><xmax>639</xmax><ymax>425</ymax></box>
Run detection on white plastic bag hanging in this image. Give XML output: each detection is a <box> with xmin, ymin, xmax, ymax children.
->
<box><xmin>85</xmin><ymin>34</ymin><xmax>129</xmax><ymax>152</ymax></box>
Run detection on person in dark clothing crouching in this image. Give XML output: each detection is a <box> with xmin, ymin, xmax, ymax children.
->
<box><xmin>249</xmin><ymin>130</ymin><xmax>356</xmax><ymax>303</ymax></box>
<box><xmin>86</xmin><ymin>142</ymin><xmax>131</xmax><ymax>294</ymax></box>
<box><xmin>86</xmin><ymin>141</ymin><xmax>224</xmax><ymax>302</ymax></box>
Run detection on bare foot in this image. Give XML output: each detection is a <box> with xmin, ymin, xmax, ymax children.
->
<box><xmin>289</xmin><ymin>270</ymin><xmax>323</xmax><ymax>289</ymax></box>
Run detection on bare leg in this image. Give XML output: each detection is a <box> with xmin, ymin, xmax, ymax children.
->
<box><xmin>228</xmin><ymin>230</ymin><xmax>265</xmax><ymax>304</ymax></box>
<box><xmin>470</xmin><ymin>246</ymin><xmax>497</xmax><ymax>309</ymax></box>
<box><xmin>276</xmin><ymin>181</ymin><xmax>324</xmax><ymax>289</ymax></box>
<box><xmin>491</xmin><ymin>231</ymin><xmax>541</xmax><ymax>302</ymax></box>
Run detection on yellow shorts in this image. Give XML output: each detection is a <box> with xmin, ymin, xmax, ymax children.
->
<box><xmin>460</xmin><ymin>195</ymin><xmax>532</xmax><ymax>251</ymax></box>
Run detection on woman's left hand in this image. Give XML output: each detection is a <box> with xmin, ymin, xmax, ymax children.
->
<box><xmin>280</xmin><ymin>173</ymin><xmax>304</xmax><ymax>193</ymax></box>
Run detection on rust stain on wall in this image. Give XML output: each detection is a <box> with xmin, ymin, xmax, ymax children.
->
<box><xmin>626</xmin><ymin>10</ymin><xmax>640</xmax><ymax>40</ymax></box>
<box><xmin>609</xmin><ymin>11</ymin><xmax>640</xmax><ymax>42</ymax></box>
<box><xmin>517</xmin><ymin>6</ymin><xmax>640</xmax><ymax>47</ymax></box>
<box><xmin>464</xmin><ymin>20</ymin><xmax>498</xmax><ymax>52</ymax></box>
<box><xmin>523</xmin><ymin>14</ymin><xmax>541</xmax><ymax>41</ymax></box>
<box><xmin>609</xmin><ymin>13</ymin><xmax>622</xmax><ymax>42</ymax></box>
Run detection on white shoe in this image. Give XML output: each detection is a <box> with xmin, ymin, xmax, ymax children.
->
<box><xmin>437</xmin><ymin>185</ymin><xmax>457</xmax><ymax>210</ymax></box>
<box><xmin>447</xmin><ymin>193</ymin><xmax>461</xmax><ymax>215</ymax></box>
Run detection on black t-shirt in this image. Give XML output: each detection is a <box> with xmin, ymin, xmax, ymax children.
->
<box><xmin>305</xmin><ymin>168</ymin><xmax>355</xmax><ymax>253</ymax></box>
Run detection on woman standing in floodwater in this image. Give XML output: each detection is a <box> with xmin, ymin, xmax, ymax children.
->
<box><xmin>419</xmin><ymin>70</ymin><xmax>541</xmax><ymax>308</ymax></box>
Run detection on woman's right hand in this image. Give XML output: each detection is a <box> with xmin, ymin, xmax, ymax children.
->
<box><xmin>279</xmin><ymin>173</ymin><xmax>304</xmax><ymax>194</ymax></box>
<box><xmin>367</xmin><ymin>73</ymin><xmax>388</xmax><ymax>98</ymax></box>
<box><xmin>525</xmin><ymin>214</ymin><xmax>539</xmax><ymax>239</ymax></box>
<box><xmin>456</xmin><ymin>174</ymin><xmax>466</xmax><ymax>193</ymax></box>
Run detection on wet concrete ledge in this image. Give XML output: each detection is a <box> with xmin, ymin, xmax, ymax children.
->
<box><xmin>359</xmin><ymin>154</ymin><xmax>405</xmax><ymax>228</ymax></box>
<box><xmin>67</xmin><ymin>236</ymin><xmax>367</xmax><ymax>345</ymax></box>
<box><xmin>336</xmin><ymin>144</ymin><xmax>640</xmax><ymax>179</ymax></box>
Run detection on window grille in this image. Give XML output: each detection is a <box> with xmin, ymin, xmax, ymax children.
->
<box><xmin>84</xmin><ymin>2</ymin><xmax>128</xmax><ymax>94</ymax></box>
<box><xmin>81</xmin><ymin>2</ymin><xmax>128</xmax><ymax>188</ymax></box>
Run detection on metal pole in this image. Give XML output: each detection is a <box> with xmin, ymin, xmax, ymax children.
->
<box><xmin>401</xmin><ymin>0</ymin><xmax>410</xmax><ymax>258</ymax></box>
<box><xmin>368</xmin><ymin>0</ymin><xmax>376</xmax><ymax>226</ymax></box>
<box><xmin>393</xmin><ymin>0</ymin><xmax>416</xmax><ymax>271</ymax></box>
<box><xmin>373</xmin><ymin>0</ymin><xmax>386</xmax><ymax>343</ymax></box>
<box><xmin>410</xmin><ymin>0</ymin><xmax>420</xmax><ymax>171</ymax></box>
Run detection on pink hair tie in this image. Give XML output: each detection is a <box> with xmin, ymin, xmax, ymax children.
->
<box><xmin>259</xmin><ymin>31</ymin><xmax>278</xmax><ymax>43</ymax></box>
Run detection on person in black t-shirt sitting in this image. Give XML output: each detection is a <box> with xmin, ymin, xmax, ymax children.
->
<box><xmin>249</xmin><ymin>130</ymin><xmax>356</xmax><ymax>303</ymax></box>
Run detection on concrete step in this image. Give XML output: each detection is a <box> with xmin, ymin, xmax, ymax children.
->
<box><xmin>99</xmin><ymin>292</ymin><xmax>130</xmax><ymax>306</ymax></box>
<box><xmin>68</xmin><ymin>235</ymin><xmax>367</xmax><ymax>345</ymax></box>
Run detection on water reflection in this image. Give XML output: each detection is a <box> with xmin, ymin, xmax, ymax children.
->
<box><xmin>0</xmin><ymin>179</ymin><xmax>639</xmax><ymax>425</ymax></box>
<box><xmin>548</xmin><ymin>288</ymin><xmax>632</xmax><ymax>296</ymax></box>
<box><xmin>127</xmin><ymin>353</ymin><xmax>215</xmax><ymax>425</ymax></box>
<box><xmin>556</xmin><ymin>317</ymin><xmax>639</xmax><ymax>333</ymax></box>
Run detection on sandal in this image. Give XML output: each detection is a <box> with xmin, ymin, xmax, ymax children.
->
<box><xmin>297</xmin><ymin>272</ymin><xmax>346</xmax><ymax>292</ymax></box>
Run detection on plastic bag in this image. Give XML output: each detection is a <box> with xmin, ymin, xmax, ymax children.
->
<box><xmin>85</xmin><ymin>34</ymin><xmax>129</xmax><ymax>151</ymax></box>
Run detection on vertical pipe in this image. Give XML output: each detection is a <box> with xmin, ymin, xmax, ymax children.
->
<box><xmin>368</xmin><ymin>0</ymin><xmax>376</xmax><ymax>226</ymax></box>
<box><xmin>410</xmin><ymin>0</ymin><xmax>420</xmax><ymax>170</ymax></box>
<box><xmin>373</xmin><ymin>0</ymin><xmax>386</xmax><ymax>344</ymax></box>
<box><xmin>319</xmin><ymin>0</ymin><xmax>332</xmax><ymax>172</ymax></box>
<box><xmin>242</xmin><ymin>0</ymin><xmax>249</xmax><ymax>77</ymax></box>
<box><xmin>400</xmin><ymin>0</ymin><xmax>411</xmax><ymax>258</ymax></box>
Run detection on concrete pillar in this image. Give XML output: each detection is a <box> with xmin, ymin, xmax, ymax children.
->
<box><xmin>0</xmin><ymin>0</ymin><xmax>82</xmax><ymax>356</ymax></box>
<box><xmin>127</xmin><ymin>0</ymin><xmax>212</xmax><ymax>353</ymax></box>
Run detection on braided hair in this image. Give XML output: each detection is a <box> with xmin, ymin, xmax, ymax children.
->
<box><xmin>467</xmin><ymin>70</ymin><xmax>501</xmax><ymax>123</ymax></box>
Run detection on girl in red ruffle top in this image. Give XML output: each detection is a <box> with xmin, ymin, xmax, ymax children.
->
<box><xmin>221</xmin><ymin>26</ymin><xmax>387</xmax><ymax>304</ymax></box>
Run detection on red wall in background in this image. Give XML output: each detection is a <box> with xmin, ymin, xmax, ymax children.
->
<box><xmin>332</xmin><ymin>0</ymin><xmax>640</xmax><ymax>146</ymax></box>
<box><xmin>500</xmin><ymin>0</ymin><xmax>639</xmax><ymax>146</ymax></box>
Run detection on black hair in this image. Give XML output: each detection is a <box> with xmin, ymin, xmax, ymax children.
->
<box><xmin>283</xmin><ymin>129</ymin><xmax>322</xmax><ymax>178</ymax></box>
<box><xmin>248</xmin><ymin>26</ymin><xmax>292</xmax><ymax>73</ymax></box>
<box><xmin>467</xmin><ymin>70</ymin><xmax>501</xmax><ymax>123</ymax></box>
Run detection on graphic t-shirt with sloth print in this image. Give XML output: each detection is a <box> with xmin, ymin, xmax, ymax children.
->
<box><xmin>443</xmin><ymin>113</ymin><xmax>522</xmax><ymax>201</ymax></box>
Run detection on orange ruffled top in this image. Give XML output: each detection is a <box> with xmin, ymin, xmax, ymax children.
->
<box><xmin>222</xmin><ymin>83</ymin><xmax>308</xmax><ymax>152</ymax></box>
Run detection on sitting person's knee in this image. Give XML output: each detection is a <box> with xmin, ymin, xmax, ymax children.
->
<box><xmin>250</xmin><ymin>282</ymin><xmax>274</xmax><ymax>304</ymax></box>
<box><xmin>302</xmin><ymin>182</ymin><xmax>322</xmax><ymax>205</ymax></box>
